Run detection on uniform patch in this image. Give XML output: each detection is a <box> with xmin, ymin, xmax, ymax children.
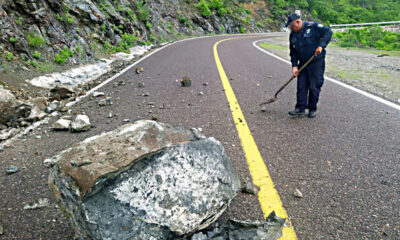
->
<box><xmin>307</xmin><ymin>21</ymin><xmax>314</xmax><ymax>26</ymax></box>
<box><xmin>318</xmin><ymin>24</ymin><xmax>324</xmax><ymax>28</ymax></box>
<box><xmin>306</xmin><ymin>29</ymin><xmax>311</xmax><ymax>34</ymax></box>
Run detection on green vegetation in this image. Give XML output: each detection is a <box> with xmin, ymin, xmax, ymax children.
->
<box><xmin>196</xmin><ymin>0</ymin><xmax>211</xmax><ymax>17</ymax></box>
<box><xmin>334</xmin><ymin>26</ymin><xmax>400</xmax><ymax>50</ymax></box>
<box><xmin>101</xmin><ymin>24</ymin><xmax>107</xmax><ymax>31</ymax></box>
<box><xmin>26</xmin><ymin>32</ymin><xmax>46</xmax><ymax>48</ymax></box>
<box><xmin>103</xmin><ymin>33</ymin><xmax>139</xmax><ymax>54</ymax></box>
<box><xmin>55</xmin><ymin>46</ymin><xmax>74</xmax><ymax>64</ymax></box>
<box><xmin>76</xmin><ymin>28</ymin><xmax>81</xmax><ymax>34</ymax></box>
<box><xmin>32</xmin><ymin>51</ymin><xmax>41</xmax><ymax>59</ymax></box>
<box><xmin>27</xmin><ymin>59</ymin><xmax>39</xmax><ymax>68</ymax></box>
<box><xmin>146</xmin><ymin>21</ymin><xmax>152</xmax><ymax>29</ymax></box>
<box><xmin>239</xmin><ymin>27</ymin><xmax>245</xmax><ymax>33</ymax></box>
<box><xmin>126</xmin><ymin>8</ymin><xmax>137</xmax><ymax>22</ymax></box>
<box><xmin>5</xmin><ymin>51</ymin><xmax>13</xmax><ymax>61</ymax></box>
<box><xmin>220</xmin><ymin>24</ymin><xmax>225</xmax><ymax>32</ymax></box>
<box><xmin>135</xmin><ymin>0</ymin><xmax>150</xmax><ymax>21</ymax></box>
<box><xmin>9</xmin><ymin>36</ymin><xmax>18</xmax><ymax>43</ymax></box>
<box><xmin>15</xmin><ymin>17</ymin><xmax>22</xmax><ymax>26</ymax></box>
<box><xmin>217</xmin><ymin>8</ymin><xmax>227</xmax><ymax>17</ymax></box>
<box><xmin>56</xmin><ymin>13</ymin><xmax>63</xmax><ymax>21</ymax></box>
<box><xmin>65</xmin><ymin>13</ymin><xmax>75</xmax><ymax>24</ymax></box>
<box><xmin>268</xmin><ymin>0</ymin><xmax>400</xmax><ymax>25</ymax></box>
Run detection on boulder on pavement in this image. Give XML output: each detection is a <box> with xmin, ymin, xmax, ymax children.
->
<box><xmin>26</xmin><ymin>106</ymin><xmax>47</xmax><ymax>122</ymax></box>
<box><xmin>50</xmin><ymin>85</ymin><xmax>75</xmax><ymax>100</ymax></box>
<box><xmin>48</xmin><ymin>120</ymin><xmax>241</xmax><ymax>239</ymax></box>
<box><xmin>52</xmin><ymin>119</ymin><xmax>71</xmax><ymax>130</ymax></box>
<box><xmin>70</xmin><ymin>114</ymin><xmax>91</xmax><ymax>132</ymax></box>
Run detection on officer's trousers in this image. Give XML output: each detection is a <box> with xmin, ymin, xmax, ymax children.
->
<box><xmin>295</xmin><ymin>58</ymin><xmax>325</xmax><ymax>111</ymax></box>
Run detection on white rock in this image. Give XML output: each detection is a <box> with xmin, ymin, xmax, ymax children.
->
<box><xmin>294</xmin><ymin>188</ymin><xmax>303</xmax><ymax>198</ymax></box>
<box><xmin>52</xmin><ymin>119</ymin><xmax>71</xmax><ymax>130</ymax></box>
<box><xmin>23</xmin><ymin>198</ymin><xmax>50</xmax><ymax>210</ymax></box>
<box><xmin>93</xmin><ymin>92</ymin><xmax>105</xmax><ymax>97</ymax></box>
<box><xmin>27</xmin><ymin>106</ymin><xmax>47</xmax><ymax>121</ymax></box>
<box><xmin>71</xmin><ymin>115</ymin><xmax>91</xmax><ymax>132</ymax></box>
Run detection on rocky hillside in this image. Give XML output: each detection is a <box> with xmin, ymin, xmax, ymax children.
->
<box><xmin>0</xmin><ymin>0</ymin><xmax>275</xmax><ymax>85</ymax></box>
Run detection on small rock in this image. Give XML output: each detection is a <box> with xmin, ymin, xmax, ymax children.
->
<box><xmin>198</xmin><ymin>91</ymin><xmax>204</xmax><ymax>96</ymax></box>
<box><xmin>151</xmin><ymin>115</ymin><xmax>158</xmax><ymax>121</ymax></box>
<box><xmin>44</xmin><ymin>158</ymin><xmax>57</xmax><ymax>168</ymax></box>
<box><xmin>136</xmin><ymin>66</ymin><xmax>144</xmax><ymax>74</ymax></box>
<box><xmin>123</xmin><ymin>119</ymin><xmax>131</xmax><ymax>123</ymax></box>
<box><xmin>159</xmin><ymin>104</ymin><xmax>165</xmax><ymax>109</ymax></box>
<box><xmin>70</xmin><ymin>115</ymin><xmax>91</xmax><ymax>132</ymax></box>
<box><xmin>35</xmin><ymin>135</ymin><xmax>42</xmax><ymax>139</ymax></box>
<box><xmin>27</xmin><ymin>106</ymin><xmax>47</xmax><ymax>121</ymax></box>
<box><xmin>138</xmin><ymin>82</ymin><xmax>145</xmax><ymax>88</ymax></box>
<box><xmin>23</xmin><ymin>198</ymin><xmax>50</xmax><ymax>210</ymax></box>
<box><xmin>0</xmin><ymin>223</ymin><xmax>3</xmax><ymax>235</ymax></box>
<box><xmin>143</xmin><ymin>92</ymin><xmax>149</xmax><ymax>97</ymax></box>
<box><xmin>203</xmin><ymin>82</ymin><xmax>208</xmax><ymax>86</ymax></box>
<box><xmin>268</xmin><ymin>75</ymin><xmax>272</xmax><ymax>78</ymax></box>
<box><xmin>6</xmin><ymin>165</ymin><xmax>19</xmax><ymax>174</ymax></box>
<box><xmin>181</xmin><ymin>76</ymin><xmax>192</xmax><ymax>87</ymax></box>
<box><xmin>50</xmin><ymin>85</ymin><xmax>75</xmax><ymax>100</ymax></box>
<box><xmin>98</xmin><ymin>99</ymin><xmax>106</xmax><ymax>106</ymax></box>
<box><xmin>108</xmin><ymin>112</ymin><xmax>113</xmax><ymax>118</ymax></box>
<box><xmin>45</xmin><ymin>101</ymin><xmax>60</xmax><ymax>113</ymax></box>
<box><xmin>93</xmin><ymin>92</ymin><xmax>105</xmax><ymax>97</ymax></box>
<box><xmin>52</xmin><ymin>119</ymin><xmax>71</xmax><ymax>130</ymax></box>
<box><xmin>260</xmin><ymin>107</ymin><xmax>267</xmax><ymax>112</ymax></box>
<box><xmin>106</xmin><ymin>97</ymin><xmax>113</xmax><ymax>105</ymax></box>
<box><xmin>241</xmin><ymin>181</ymin><xmax>260</xmax><ymax>195</ymax></box>
<box><xmin>294</xmin><ymin>189</ymin><xmax>303</xmax><ymax>198</ymax></box>
<box><xmin>147</xmin><ymin>102</ymin><xmax>155</xmax><ymax>105</ymax></box>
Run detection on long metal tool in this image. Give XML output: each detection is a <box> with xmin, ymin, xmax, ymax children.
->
<box><xmin>259</xmin><ymin>55</ymin><xmax>315</xmax><ymax>105</ymax></box>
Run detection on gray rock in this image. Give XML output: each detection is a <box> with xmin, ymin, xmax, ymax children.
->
<box><xmin>48</xmin><ymin>120</ymin><xmax>240</xmax><ymax>239</ymax></box>
<box><xmin>181</xmin><ymin>76</ymin><xmax>192</xmax><ymax>87</ymax></box>
<box><xmin>92</xmin><ymin>92</ymin><xmax>105</xmax><ymax>97</ymax></box>
<box><xmin>0</xmin><ymin>128</ymin><xmax>20</xmax><ymax>141</ymax></box>
<box><xmin>26</xmin><ymin>106</ymin><xmax>47</xmax><ymax>122</ymax></box>
<box><xmin>138</xmin><ymin>82</ymin><xmax>145</xmax><ymax>88</ymax></box>
<box><xmin>241</xmin><ymin>181</ymin><xmax>260</xmax><ymax>195</ymax></box>
<box><xmin>0</xmin><ymin>222</ymin><xmax>3</xmax><ymax>235</ymax></box>
<box><xmin>70</xmin><ymin>114</ymin><xmax>91</xmax><ymax>132</ymax></box>
<box><xmin>50</xmin><ymin>85</ymin><xmax>75</xmax><ymax>100</ymax></box>
<box><xmin>6</xmin><ymin>165</ymin><xmax>19</xmax><ymax>174</ymax></box>
<box><xmin>98</xmin><ymin>99</ymin><xmax>106</xmax><ymax>106</ymax></box>
<box><xmin>187</xmin><ymin>211</ymin><xmax>285</xmax><ymax>240</ymax></box>
<box><xmin>52</xmin><ymin>119</ymin><xmax>71</xmax><ymax>130</ymax></box>
<box><xmin>0</xmin><ymin>87</ymin><xmax>17</xmax><ymax>124</ymax></box>
<box><xmin>23</xmin><ymin>198</ymin><xmax>50</xmax><ymax>210</ymax></box>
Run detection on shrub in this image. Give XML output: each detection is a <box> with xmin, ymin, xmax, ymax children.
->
<box><xmin>178</xmin><ymin>14</ymin><xmax>187</xmax><ymax>23</ymax></box>
<box><xmin>239</xmin><ymin>27</ymin><xmax>245</xmax><ymax>33</ymax></box>
<box><xmin>76</xmin><ymin>28</ymin><xmax>81</xmax><ymax>34</ymax></box>
<box><xmin>101</xmin><ymin>24</ymin><xmax>106</xmax><ymax>31</ymax></box>
<box><xmin>136</xmin><ymin>1</ymin><xmax>150</xmax><ymax>21</ymax></box>
<box><xmin>217</xmin><ymin>8</ymin><xmax>227</xmax><ymax>17</ymax></box>
<box><xmin>5</xmin><ymin>51</ymin><xmax>13</xmax><ymax>61</ymax></box>
<box><xmin>196</xmin><ymin>0</ymin><xmax>211</xmax><ymax>17</ymax></box>
<box><xmin>27</xmin><ymin>32</ymin><xmax>46</xmax><ymax>48</ymax></box>
<box><xmin>32</xmin><ymin>51</ymin><xmax>41</xmax><ymax>59</ymax></box>
<box><xmin>220</xmin><ymin>24</ymin><xmax>225</xmax><ymax>32</ymax></box>
<box><xmin>65</xmin><ymin>14</ymin><xmax>75</xmax><ymax>24</ymax></box>
<box><xmin>208</xmin><ymin>0</ymin><xmax>223</xmax><ymax>10</ymax></box>
<box><xmin>9</xmin><ymin>36</ymin><xmax>18</xmax><ymax>43</ymax></box>
<box><xmin>146</xmin><ymin>21</ymin><xmax>152</xmax><ymax>29</ymax></box>
<box><xmin>27</xmin><ymin>59</ymin><xmax>38</xmax><ymax>68</ymax></box>
<box><xmin>256</xmin><ymin>21</ymin><xmax>264</xmax><ymax>28</ymax></box>
<box><xmin>56</xmin><ymin>13</ymin><xmax>63</xmax><ymax>21</ymax></box>
<box><xmin>55</xmin><ymin>46</ymin><xmax>74</xmax><ymax>64</ymax></box>
<box><xmin>126</xmin><ymin>8</ymin><xmax>137</xmax><ymax>22</ymax></box>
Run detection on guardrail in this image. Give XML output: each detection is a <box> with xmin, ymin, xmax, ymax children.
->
<box><xmin>330</xmin><ymin>21</ymin><xmax>400</xmax><ymax>28</ymax></box>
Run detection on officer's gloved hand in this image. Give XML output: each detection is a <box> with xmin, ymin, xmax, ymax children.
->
<box><xmin>292</xmin><ymin>66</ymin><xmax>299</xmax><ymax>77</ymax></box>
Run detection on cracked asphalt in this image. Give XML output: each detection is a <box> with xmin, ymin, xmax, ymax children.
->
<box><xmin>1</xmin><ymin>34</ymin><xmax>399</xmax><ymax>239</ymax></box>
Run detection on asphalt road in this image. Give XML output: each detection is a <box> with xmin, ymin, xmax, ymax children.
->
<box><xmin>1</xmin><ymin>34</ymin><xmax>399</xmax><ymax>240</ymax></box>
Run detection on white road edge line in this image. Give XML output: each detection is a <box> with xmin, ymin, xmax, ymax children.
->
<box><xmin>252</xmin><ymin>39</ymin><xmax>400</xmax><ymax>111</ymax></box>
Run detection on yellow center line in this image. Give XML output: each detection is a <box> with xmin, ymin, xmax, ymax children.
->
<box><xmin>213</xmin><ymin>37</ymin><xmax>297</xmax><ymax>240</ymax></box>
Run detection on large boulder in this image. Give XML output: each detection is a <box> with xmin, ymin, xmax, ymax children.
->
<box><xmin>48</xmin><ymin>120</ymin><xmax>241</xmax><ymax>239</ymax></box>
<box><xmin>0</xmin><ymin>87</ymin><xmax>17</xmax><ymax>124</ymax></box>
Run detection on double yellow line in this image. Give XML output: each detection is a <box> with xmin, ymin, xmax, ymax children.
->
<box><xmin>213</xmin><ymin>37</ymin><xmax>297</xmax><ymax>240</ymax></box>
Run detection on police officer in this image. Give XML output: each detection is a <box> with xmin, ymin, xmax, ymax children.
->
<box><xmin>286</xmin><ymin>13</ymin><xmax>332</xmax><ymax>118</ymax></box>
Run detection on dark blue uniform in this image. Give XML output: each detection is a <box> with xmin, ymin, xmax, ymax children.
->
<box><xmin>290</xmin><ymin>21</ymin><xmax>332</xmax><ymax>112</ymax></box>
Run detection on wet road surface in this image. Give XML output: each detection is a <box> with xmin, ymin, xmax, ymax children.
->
<box><xmin>1</xmin><ymin>34</ymin><xmax>399</xmax><ymax>239</ymax></box>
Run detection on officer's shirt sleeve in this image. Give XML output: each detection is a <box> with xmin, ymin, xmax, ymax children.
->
<box><xmin>314</xmin><ymin>22</ymin><xmax>333</xmax><ymax>49</ymax></box>
<box><xmin>289</xmin><ymin>33</ymin><xmax>298</xmax><ymax>67</ymax></box>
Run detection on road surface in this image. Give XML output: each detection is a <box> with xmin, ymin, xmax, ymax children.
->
<box><xmin>1</xmin><ymin>34</ymin><xmax>399</xmax><ymax>239</ymax></box>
